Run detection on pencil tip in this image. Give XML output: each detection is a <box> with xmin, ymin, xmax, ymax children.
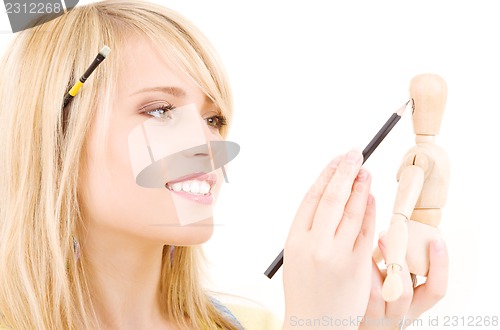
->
<box><xmin>397</xmin><ymin>99</ymin><xmax>414</xmax><ymax>116</ymax></box>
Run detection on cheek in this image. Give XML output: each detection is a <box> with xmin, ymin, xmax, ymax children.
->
<box><xmin>81</xmin><ymin>129</ymin><xmax>181</xmax><ymax>232</ymax></box>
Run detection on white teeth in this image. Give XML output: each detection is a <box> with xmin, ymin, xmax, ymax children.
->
<box><xmin>168</xmin><ymin>180</ymin><xmax>212</xmax><ymax>195</ymax></box>
<box><xmin>190</xmin><ymin>181</ymin><xmax>200</xmax><ymax>194</ymax></box>
<box><xmin>171</xmin><ymin>182</ymin><xmax>182</xmax><ymax>192</ymax></box>
<box><xmin>200</xmin><ymin>181</ymin><xmax>210</xmax><ymax>194</ymax></box>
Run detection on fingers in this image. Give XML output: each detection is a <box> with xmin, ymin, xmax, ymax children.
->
<box><xmin>353</xmin><ymin>193</ymin><xmax>376</xmax><ymax>253</ymax></box>
<box><xmin>311</xmin><ymin>149</ymin><xmax>363</xmax><ymax>234</ymax></box>
<box><xmin>335</xmin><ymin>169</ymin><xmax>372</xmax><ymax>247</ymax></box>
<box><xmin>363</xmin><ymin>259</ymin><xmax>385</xmax><ymax>322</ymax></box>
<box><xmin>290</xmin><ymin>155</ymin><xmax>343</xmax><ymax>232</ymax></box>
<box><xmin>407</xmin><ymin>238</ymin><xmax>449</xmax><ymax>320</ymax></box>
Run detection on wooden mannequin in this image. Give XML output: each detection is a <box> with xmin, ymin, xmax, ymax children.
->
<box><xmin>379</xmin><ymin>74</ymin><xmax>450</xmax><ymax>302</ymax></box>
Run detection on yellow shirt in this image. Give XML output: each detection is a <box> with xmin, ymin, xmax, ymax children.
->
<box><xmin>226</xmin><ymin>303</ymin><xmax>282</xmax><ymax>330</ymax></box>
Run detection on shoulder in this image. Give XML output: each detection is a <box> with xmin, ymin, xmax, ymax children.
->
<box><xmin>211</xmin><ymin>294</ymin><xmax>282</xmax><ymax>330</ymax></box>
<box><xmin>211</xmin><ymin>296</ymin><xmax>244</xmax><ymax>329</ymax></box>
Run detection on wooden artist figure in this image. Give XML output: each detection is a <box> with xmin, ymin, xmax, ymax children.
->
<box><xmin>379</xmin><ymin>73</ymin><xmax>451</xmax><ymax>302</ymax></box>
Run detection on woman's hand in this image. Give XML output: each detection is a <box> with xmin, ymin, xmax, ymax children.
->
<box><xmin>283</xmin><ymin>150</ymin><xmax>376</xmax><ymax>329</ymax></box>
<box><xmin>360</xmin><ymin>236</ymin><xmax>449</xmax><ymax>330</ymax></box>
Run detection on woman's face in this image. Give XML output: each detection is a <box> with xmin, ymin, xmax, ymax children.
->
<box><xmin>80</xmin><ymin>36</ymin><xmax>225</xmax><ymax>246</ymax></box>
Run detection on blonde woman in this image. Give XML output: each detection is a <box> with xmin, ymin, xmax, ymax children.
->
<box><xmin>0</xmin><ymin>1</ymin><xmax>448</xmax><ymax>329</ymax></box>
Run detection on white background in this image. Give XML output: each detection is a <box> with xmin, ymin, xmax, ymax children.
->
<box><xmin>2</xmin><ymin>1</ymin><xmax>499</xmax><ymax>327</ymax></box>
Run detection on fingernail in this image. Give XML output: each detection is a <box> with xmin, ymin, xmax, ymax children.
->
<box><xmin>378</xmin><ymin>231</ymin><xmax>387</xmax><ymax>250</ymax></box>
<box><xmin>354</xmin><ymin>182</ymin><xmax>365</xmax><ymax>193</ymax></box>
<box><xmin>432</xmin><ymin>236</ymin><xmax>445</xmax><ymax>254</ymax></box>
<box><xmin>346</xmin><ymin>149</ymin><xmax>362</xmax><ymax>164</ymax></box>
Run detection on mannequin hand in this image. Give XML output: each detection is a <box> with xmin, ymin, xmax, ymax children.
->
<box><xmin>360</xmin><ymin>236</ymin><xmax>449</xmax><ymax>330</ymax></box>
<box><xmin>283</xmin><ymin>150</ymin><xmax>376</xmax><ymax>330</ymax></box>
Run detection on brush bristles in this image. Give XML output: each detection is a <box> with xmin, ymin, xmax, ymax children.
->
<box><xmin>99</xmin><ymin>45</ymin><xmax>111</xmax><ymax>58</ymax></box>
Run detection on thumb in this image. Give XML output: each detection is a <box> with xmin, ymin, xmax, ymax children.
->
<box><xmin>378</xmin><ymin>231</ymin><xmax>388</xmax><ymax>261</ymax></box>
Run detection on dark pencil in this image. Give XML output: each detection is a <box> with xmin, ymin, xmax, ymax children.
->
<box><xmin>264</xmin><ymin>99</ymin><xmax>414</xmax><ymax>279</ymax></box>
<box><xmin>361</xmin><ymin>99</ymin><xmax>412</xmax><ymax>160</ymax></box>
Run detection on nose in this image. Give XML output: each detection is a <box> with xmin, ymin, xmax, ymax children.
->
<box><xmin>134</xmin><ymin>141</ymin><xmax>240</xmax><ymax>188</ymax></box>
<box><xmin>172</xmin><ymin>140</ymin><xmax>240</xmax><ymax>183</ymax></box>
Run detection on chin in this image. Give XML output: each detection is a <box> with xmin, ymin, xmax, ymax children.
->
<box><xmin>167</xmin><ymin>216</ymin><xmax>215</xmax><ymax>246</ymax></box>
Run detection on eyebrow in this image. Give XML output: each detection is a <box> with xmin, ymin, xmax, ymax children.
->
<box><xmin>129</xmin><ymin>86</ymin><xmax>187</xmax><ymax>97</ymax></box>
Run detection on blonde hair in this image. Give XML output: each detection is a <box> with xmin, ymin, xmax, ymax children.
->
<box><xmin>0</xmin><ymin>1</ymin><xmax>236</xmax><ymax>329</ymax></box>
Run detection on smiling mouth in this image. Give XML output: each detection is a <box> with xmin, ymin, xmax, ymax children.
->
<box><xmin>166</xmin><ymin>179</ymin><xmax>213</xmax><ymax>195</ymax></box>
<box><xmin>165</xmin><ymin>174</ymin><xmax>217</xmax><ymax>205</ymax></box>
<box><xmin>165</xmin><ymin>173</ymin><xmax>217</xmax><ymax>196</ymax></box>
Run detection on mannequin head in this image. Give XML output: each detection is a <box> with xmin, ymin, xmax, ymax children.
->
<box><xmin>409</xmin><ymin>73</ymin><xmax>447</xmax><ymax>136</ymax></box>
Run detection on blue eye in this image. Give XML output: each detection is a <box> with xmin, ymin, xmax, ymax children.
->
<box><xmin>145</xmin><ymin>103</ymin><xmax>177</xmax><ymax>120</ymax></box>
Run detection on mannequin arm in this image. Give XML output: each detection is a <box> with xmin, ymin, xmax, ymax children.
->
<box><xmin>382</xmin><ymin>165</ymin><xmax>425</xmax><ymax>301</ymax></box>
